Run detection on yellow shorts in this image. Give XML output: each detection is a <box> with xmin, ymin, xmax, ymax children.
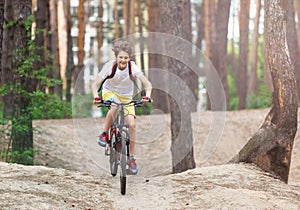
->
<box><xmin>102</xmin><ymin>92</ymin><xmax>135</xmax><ymax>117</ymax></box>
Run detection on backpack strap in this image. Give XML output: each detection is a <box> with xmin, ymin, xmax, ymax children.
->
<box><xmin>97</xmin><ymin>61</ymin><xmax>137</xmax><ymax>93</ymax></box>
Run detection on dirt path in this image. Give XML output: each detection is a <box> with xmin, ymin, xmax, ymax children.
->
<box><xmin>1</xmin><ymin>108</ymin><xmax>300</xmax><ymax>209</ymax></box>
<box><xmin>0</xmin><ymin>162</ymin><xmax>299</xmax><ymax>209</ymax></box>
<box><xmin>33</xmin><ymin>108</ymin><xmax>300</xmax><ymax>184</ymax></box>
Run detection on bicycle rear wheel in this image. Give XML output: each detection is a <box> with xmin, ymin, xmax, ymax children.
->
<box><xmin>109</xmin><ymin>130</ymin><xmax>118</xmax><ymax>177</ymax></box>
<box><xmin>120</xmin><ymin>132</ymin><xmax>127</xmax><ymax>195</ymax></box>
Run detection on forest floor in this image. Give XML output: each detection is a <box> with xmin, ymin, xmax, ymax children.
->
<box><xmin>0</xmin><ymin>108</ymin><xmax>300</xmax><ymax>209</ymax></box>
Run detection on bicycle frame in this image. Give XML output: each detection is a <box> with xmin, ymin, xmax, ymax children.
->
<box><xmin>98</xmin><ymin>99</ymin><xmax>143</xmax><ymax>195</ymax></box>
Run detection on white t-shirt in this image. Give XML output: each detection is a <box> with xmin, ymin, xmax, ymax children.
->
<box><xmin>98</xmin><ymin>60</ymin><xmax>143</xmax><ymax>98</ymax></box>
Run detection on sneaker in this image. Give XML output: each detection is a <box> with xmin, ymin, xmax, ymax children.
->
<box><xmin>98</xmin><ymin>132</ymin><xmax>108</xmax><ymax>147</ymax></box>
<box><xmin>128</xmin><ymin>156</ymin><xmax>138</xmax><ymax>175</ymax></box>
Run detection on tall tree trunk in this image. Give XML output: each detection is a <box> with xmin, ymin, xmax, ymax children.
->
<box><xmin>232</xmin><ymin>0</ymin><xmax>298</xmax><ymax>183</ymax></box>
<box><xmin>76</xmin><ymin>0</ymin><xmax>85</xmax><ymax>95</ymax></box>
<box><xmin>137</xmin><ymin>0</ymin><xmax>148</xmax><ymax>114</ymax></box>
<box><xmin>204</xmin><ymin>0</ymin><xmax>218</xmax><ymax>110</ymax></box>
<box><xmin>11</xmin><ymin>0</ymin><xmax>34</xmax><ymax>162</ymax></box>
<box><xmin>230</xmin><ymin>2</ymin><xmax>238</xmax><ymax>90</ymax></box>
<box><xmin>63</xmin><ymin>0</ymin><xmax>75</xmax><ymax>102</ymax></box>
<box><xmin>195</xmin><ymin>2</ymin><xmax>205</xmax><ymax>51</ymax></box>
<box><xmin>216</xmin><ymin>0</ymin><xmax>231</xmax><ymax>110</ymax></box>
<box><xmin>248</xmin><ymin>0</ymin><xmax>261</xmax><ymax>96</ymax></box>
<box><xmin>113</xmin><ymin>0</ymin><xmax>119</xmax><ymax>39</ymax></box>
<box><xmin>44</xmin><ymin>0</ymin><xmax>53</xmax><ymax>94</ymax></box>
<box><xmin>96</xmin><ymin>0</ymin><xmax>103</xmax><ymax>66</ymax></box>
<box><xmin>1</xmin><ymin>0</ymin><xmax>14</xmax><ymax>117</ymax></box>
<box><xmin>158</xmin><ymin>0</ymin><xmax>196</xmax><ymax>173</ymax></box>
<box><xmin>238</xmin><ymin>0</ymin><xmax>250</xmax><ymax>109</ymax></box>
<box><xmin>286</xmin><ymin>0</ymin><xmax>300</xmax><ymax>102</ymax></box>
<box><xmin>128</xmin><ymin>0</ymin><xmax>135</xmax><ymax>35</ymax></box>
<box><xmin>147</xmin><ymin>0</ymin><xmax>170</xmax><ymax>113</ymax></box>
<box><xmin>0</xmin><ymin>0</ymin><xmax>5</xmax><ymax>112</ymax></box>
<box><xmin>97</xmin><ymin>0</ymin><xmax>103</xmax><ymax>50</ymax></box>
<box><xmin>294</xmin><ymin>0</ymin><xmax>300</xmax><ymax>53</ymax></box>
<box><xmin>50</xmin><ymin>0</ymin><xmax>62</xmax><ymax>98</ymax></box>
<box><xmin>123</xmin><ymin>0</ymin><xmax>128</xmax><ymax>36</ymax></box>
<box><xmin>35</xmin><ymin>0</ymin><xmax>50</xmax><ymax>92</ymax></box>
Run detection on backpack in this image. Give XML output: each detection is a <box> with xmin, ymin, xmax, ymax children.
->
<box><xmin>97</xmin><ymin>61</ymin><xmax>137</xmax><ymax>93</ymax></box>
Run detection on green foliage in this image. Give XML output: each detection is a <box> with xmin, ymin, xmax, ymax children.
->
<box><xmin>72</xmin><ymin>94</ymin><xmax>94</xmax><ymax>118</ymax></box>
<box><xmin>101</xmin><ymin>105</ymin><xmax>109</xmax><ymax>117</ymax></box>
<box><xmin>0</xmin><ymin>16</ymin><xmax>66</xmax><ymax>165</ymax></box>
<box><xmin>30</xmin><ymin>92</ymin><xmax>72</xmax><ymax>119</ymax></box>
<box><xmin>226</xmin><ymin>36</ymin><xmax>272</xmax><ymax>110</ymax></box>
<box><xmin>3</xmin><ymin>148</ymin><xmax>40</xmax><ymax>165</ymax></box>
<box><xmin>246</xmin><ymin>83</ymin><xmax>272</xmax><ymax>109</ymax></box>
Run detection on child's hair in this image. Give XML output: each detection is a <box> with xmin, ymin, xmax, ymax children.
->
<box><xmin>112</xmin><ymin>41</ymin><xmax>132</xmax><ymax>57</ymax></box>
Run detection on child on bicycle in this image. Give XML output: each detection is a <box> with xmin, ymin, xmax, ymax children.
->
<box><xmin>91</xmin><ymin>40</ymin><xmax>152</xmax><ymax>175</ymax></box>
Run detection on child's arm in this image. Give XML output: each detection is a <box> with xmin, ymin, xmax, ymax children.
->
<box><xmin>138</xmin><ymin>75</ymin><xmax>152</xmax><ymax>98</ymax></box>
<box><xmin>91</xmin><ymin>76</ymin><xmax>104</xmax><ymax>99</ymax></box>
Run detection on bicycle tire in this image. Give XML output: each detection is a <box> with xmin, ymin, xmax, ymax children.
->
<box><xmin>109</xmin><ymin>131</ymin><xmax>118</xmax><ymax>177</ymax></box>
<box><xmin>120</xmin><ymin>132</ymin><xmax>127</xmax><ymax>195</ymax></box>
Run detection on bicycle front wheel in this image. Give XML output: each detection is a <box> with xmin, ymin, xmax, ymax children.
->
<box><xmin>120</xmin><ymin>132</ymin><xmax>127</xmax><ymax>195</ymax></box>
<box><xmin>109</xmin><ymin>130</ymin><xmax>118</xmax><ymax>177</ymax></box>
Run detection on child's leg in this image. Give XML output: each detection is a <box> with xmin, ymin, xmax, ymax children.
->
<box><xmin>125</xmin><ymin>115</ymin><xmax>136</xmax><ymax>156</ymax></box>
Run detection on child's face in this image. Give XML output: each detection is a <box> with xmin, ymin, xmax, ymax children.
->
<box><xmin>117</xmin><ymin>51</ymin><xmax>130</xmax><ymax>70</ymax></box>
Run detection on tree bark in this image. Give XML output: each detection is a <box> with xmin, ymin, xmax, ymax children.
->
<box><xmin>147</xmin><ymin>0</ymin><xmax>170</xmax><ymax>113</ymax></box>
<box><xmin>216</xmin><ymin>0</ymin><xmax>231</xmax><ymax>110</ymax></box>
<box><xmin>248</xmin><ymin>0</ymin><xmax>261</xmax><ymax>96</ymax></box>
<box><xmin>286</xmin><ymin>0</ymin><xmax>300</xmax><ymax>102</ymax></box>
<box><xmin>50</xmin><ymin>0</ymin><xmax>62</xmax><ymax>98</ymax></box>
<box><xmin>0</xmin><ymin>0</ymin><xmax>5</xmax><ymax>112</ymax></box>
<box><xmin>158</xmin><ymin>0</ymin><xmax>196</xmax><ymax>173</ymax></box>
<box><xmin>231</xmin><ymin>0</ymin><xmax>298</xmax><ymax>183</ymax></box>
<box><xmin>76</xmin><ymin>0</ymin><xmax>86</xmax><ymax>95</ymax></box>
<box><xmin>238</xmin><ymin>0</ymin><xmax>250</xmax><ymax>109</ymax></box>
<box><xmin>1</xmin><ymin>0</ymin><xmax>14</xmax><ymax>117</ymax></box>
<box><xmin>113</xmin><ymin>0</ymin><xmax>119</xmax><ymax>39</ymax></box>
<box><xmin>63</xmin><ymin>0</ymin><xmax>75</xmax><ymax>102</ymax></box>
<box><xmin>10</xmin><ymin>0</ymin><xmax>34</xmax><ymax>162</ymax></box>
<box><xmin>35</xmin><ymin>0</ymin><xmax>50</xmax><ymax>92</ymax></box>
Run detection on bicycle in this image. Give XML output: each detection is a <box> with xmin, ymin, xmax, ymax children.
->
<box><xmin>98</xmin><ymin>98</ymin><xmax>147</xmax><ymax>195</ymax></box>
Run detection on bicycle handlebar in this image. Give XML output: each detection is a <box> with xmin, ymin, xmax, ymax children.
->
<box><xmin>97</xmin><ymin>99</ymin><xmax>148</xmax><ymax>108</ymax></box>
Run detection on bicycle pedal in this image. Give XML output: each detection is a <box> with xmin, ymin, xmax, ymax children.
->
<box><xmin>104</xmin><ymin>145</ymin><xmax>110</xmax><ymax>156</ymax></box>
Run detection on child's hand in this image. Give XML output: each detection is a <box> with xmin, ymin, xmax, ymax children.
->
<box><xmin>93</xmin><ymin>97</ymin><xmax>103</xmax><ymax>104</ymax></box>
<box><xmin>142</xmin><ymin>96</ymin><xmax>152</xmax><ymax>104</ymax></box>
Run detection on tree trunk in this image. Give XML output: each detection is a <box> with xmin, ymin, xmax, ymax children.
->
<box><xmin>76</xmin><ymin>0</ymin><xmax>85</xmax><ymax>95</ymax></box>
<box><xmin>113</xmin><ymin>0</ymin><xmax>119</xmax><ymax>39</ymax></box>
<box><xmin>1</xmin><ymin>0</ymin><xmax>14</xmax><ymax>117</ymax></box>
<box><xmin>35</xmin><ymin>0</ymin><xmax>49</xmax><ymax>92</ymax></box>
<box><xmin>231</xmin><ymin>0</ymin><xmax>298</xmax><ymax>183</ymax></box>
<box><xmin>286</xmin><ymin>0</ymin><xmax>300</xmax><ymax>102</ymax></box>
<box><xmin>63</xmin><ymin>0</ymin><xmax>75</xmax><ymax>102</ymax></box>
<box><xmin>97</xmin><ymin>0</ymin><xmax>103</xmax><ymax>50</ymax></box>
<box><xmin>195</xmin><ymin>2</ymin><xmax>204</xmax><ymax>51</ymax></box>
<box><xmin>216</xmin><ymin>0</ymin><xmax>231</xmax><ymax>110</ymax></box>
<box><xmin>147</xmin><ymin>0</ymin><xmax>170</xmax><ymax>114</ymax></box>
<box><xmin>248</xmin><ymin>0</ymin><xmax>261</xmax><ymax>96</ymax></box>
<box><xmin>137</xmin><ymin>0</ymin><xmax>148</xmax><ymax>114</ymax></box>
<box><xmin>0</xmin><ymin>0</ymin><xmax>5</xmax><ymax>112</ymax></box>
<box><xmin>122</xmin><ymin>0</ymin><xmax>129</xmax><ymax>36</ymax></box>
<box><xmin>0</xmin><ymin>0</ymin><xmax>3</xmax><ymax>72</ymax></box>
<box><xmin>238</xmin><ymin>0</ymin><xmax>250</xmax><ymax>109</ymax></box>
<box><xmin>11</xmin><ymin>0</ymin><xmax>34</xmax><ymax>162</ymax></box>
<box><xmin>294</xmin><ymin>0</ymin><xmax>300</xmax><ymax>53</ymax></box>
<box><xmin>204</xmin><ymin>0</ymin><xmax>218</xmax><ymax>110</ymax></box>
<box><xmin>128</xmin><ymin>0</ymin><xmax>135</xmax><ymax>35</ymax></box>
<box><xmin>158</xmin><ymin>0</ymin><xmax>196</xmax><ymax>173</ymax></box>
<box><xmin>50</xmin><ymin>0</ymin><xmax>62</xmax><ymax>98</ymax></box>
